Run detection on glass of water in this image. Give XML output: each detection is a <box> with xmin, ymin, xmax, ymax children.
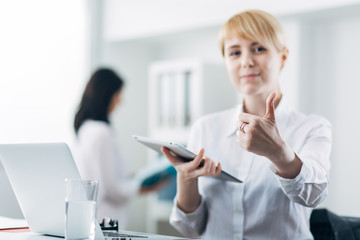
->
<box><xmin>65</xmin><ymin>179</ymin><xmax>99</xmax><ymax>240</ymax></box>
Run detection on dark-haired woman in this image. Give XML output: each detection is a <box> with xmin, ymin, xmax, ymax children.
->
<box><xmin>73</xmin><ymin>68</ymin><xmax>157</xmax><ymax>229</ymax></box>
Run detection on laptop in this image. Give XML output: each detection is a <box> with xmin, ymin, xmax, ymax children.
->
<box><xmin>0</xmin><ymin>143</ymin><xmax>192</xmax><ymax>240</ymax></box>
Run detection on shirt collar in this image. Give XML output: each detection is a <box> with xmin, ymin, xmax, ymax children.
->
<box><xmin>225</xmin><ymin>96</ymin><xmax>290</xmax><ymax>138</ymax></box>
<box><xmin>225</xmin><ymin>103</ymin><xmax>243</xmax><ymax>138</ymax></box>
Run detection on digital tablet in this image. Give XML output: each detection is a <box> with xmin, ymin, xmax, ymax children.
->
<box><xmin>133</xmin><ymin>135</ymin><xmax>242</xmax><ymax>183</ymax></box>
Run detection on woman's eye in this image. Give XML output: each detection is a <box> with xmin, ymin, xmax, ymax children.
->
<box><xmin>254</xmin><ymin>47</ymin><xmax>266</xmax><ymax>53</ymax></box>
<box><xmin>230</xmin><ymin>51</ymin><xmax>240</xmax><ymax>57</ymax></box>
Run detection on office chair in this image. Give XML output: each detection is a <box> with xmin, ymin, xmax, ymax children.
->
<box><xmin>310</xmin><ymin>208</ymin><xmax>360</xmax><ymax>240</ymax></box>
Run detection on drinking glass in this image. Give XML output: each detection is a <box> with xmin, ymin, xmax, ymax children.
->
<box><xmin>65</xmin><ymin>179</ymin><xmax>98</xmax><ymax>240</ymax></box>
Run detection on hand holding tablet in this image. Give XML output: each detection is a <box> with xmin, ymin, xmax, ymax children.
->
<box><xmin>133</xmin><ymin>135</ymin><xmax>242</xmax><ymax>183</ymax></box>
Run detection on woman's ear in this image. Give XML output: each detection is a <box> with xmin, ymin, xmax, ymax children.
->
<box><xmin>280</xmin><ymin>48</ymin><xmax>289</xmax><ymax>70</ymax></box>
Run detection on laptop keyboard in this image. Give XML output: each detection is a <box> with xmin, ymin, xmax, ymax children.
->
<box><xmin>103</xmin><ymin>231</ymin><xmax>148</xmax><ymax>239</ymax></box>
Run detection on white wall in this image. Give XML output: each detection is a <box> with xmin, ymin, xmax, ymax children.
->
<box><xmin>0</xmin><ymin>0</ymin><xmax>88</xmax><ymax>144</ymax></box>
<box><xmin>295</xmin><ymin>8</ymin><xmax>360</xmax><ymax>216</ymax></box>
<box><xmin>330</xmin><ymin>17</ymin><xmax>360</xmax><ymax>216</ymax></box>
<box><xmin>104</xmin><ymin>0</ymin><xmax>360</xmax><ymax>41</ymax></box>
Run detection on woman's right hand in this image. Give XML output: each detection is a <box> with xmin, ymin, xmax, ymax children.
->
<box><xmin>161</xmin><ymin>146</ymin><xmax>221</xmax><ymax>213</ymax></box>
<box><xmin>161</xmin><ymin>147</ymin><xmax>222</xmax><ymax>182</ymax></box>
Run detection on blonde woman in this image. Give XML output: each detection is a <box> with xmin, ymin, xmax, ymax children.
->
<box><xmin>162</xmin><ymin>10</ymin><xmax>332</xmax><ymax>239</ymax></box>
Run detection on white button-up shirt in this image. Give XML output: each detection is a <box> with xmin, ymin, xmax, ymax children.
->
<box><xmin>170</xmin><ymin>99</ymin><xmax>332</xmax><ymax>240</ymax></box>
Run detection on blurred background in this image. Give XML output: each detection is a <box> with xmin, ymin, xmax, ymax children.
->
<box><xmin>1</xmin><ymin>0</ymin><xmax>360</xmax><ymax>236</ymax></box>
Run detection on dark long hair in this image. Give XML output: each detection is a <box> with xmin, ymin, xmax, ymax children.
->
<box><xmin>74</xmin><ymin>68</ymin><xmax>124</xmax><ymax>134</ymax></box>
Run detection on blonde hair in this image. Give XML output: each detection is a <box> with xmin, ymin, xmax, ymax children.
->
<box><xmin>219</xmin><ymin>10</ymin><xmax>287</xmax><ymax>56</ymax></box>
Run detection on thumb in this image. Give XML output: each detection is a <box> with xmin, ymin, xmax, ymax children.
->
<box><xmin>263</xmin><ymin>92</ymin><xmax>276</xmax><ymax>121</ymax></box>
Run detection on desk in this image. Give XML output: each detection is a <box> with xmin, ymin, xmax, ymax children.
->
<box><xmin>0</xmin><ymin>232</ymin><xmax>61</xmax><ymax>240</ymax></box>
<box><xmin>0</xmin><ymin>217</ymin><xmax>192</xmax><ymax>240</ymax></box>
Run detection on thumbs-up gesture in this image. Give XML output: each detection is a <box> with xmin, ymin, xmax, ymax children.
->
<box><xmin>263</xmin><ymin>92</ymin><xmax>277</xmax><ymax>122</ymax></box>
<box><xmin>237</xmin><ymin>92</ymin><xmax>302</xmax><ymax>178</ymax></box>
<box><xmin>236</xmin><ymin>92</ymin><xmax>283</xmax><ymax>159</ymax></box>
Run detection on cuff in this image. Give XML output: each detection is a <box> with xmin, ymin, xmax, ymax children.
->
<box><xmin>170</xmin><ymin>195</ymin><xmax>206</xmax><ymax>236</ymax></box>
<box><xmin>269</xmin><ymin>159</ymin><xmax>310</xmax><ymax>198</ymax></box>
<box><xmin>173</xmin><ymin>196</ymin><xmax>205</xmax><ymax>222</ymax></box>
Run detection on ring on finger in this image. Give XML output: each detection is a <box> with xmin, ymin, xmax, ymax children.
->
<box><xmin>240</xmin><ymin>122</ymin><xmax>248</xmax><ymax>133</ymax></box>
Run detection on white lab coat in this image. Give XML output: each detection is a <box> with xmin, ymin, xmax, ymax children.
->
<box><xmin>72</xmin><ymin>120</ymin><xmax>139</xmax><ymax>229</ymax></box>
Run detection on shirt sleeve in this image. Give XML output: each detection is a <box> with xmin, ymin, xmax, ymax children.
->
<box><xmin>169</xmin><ymin>119</ymin><xmax>208</xmax><ymax>237</ymax></box>
<box><xmin>169</xmin><ymin>196</ymin><xmax>207</xmax><ymax>238</ymax></box>
<box><xmin>272</xmin><ymin>116</ymin><xmax>332</xmax><ymax>207</ymax></box>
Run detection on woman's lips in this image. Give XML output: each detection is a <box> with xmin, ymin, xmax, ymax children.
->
<box><xmin>240</xmin><ymin>73</ymin><xmax>260</xmax><ymax>80</ymax></box>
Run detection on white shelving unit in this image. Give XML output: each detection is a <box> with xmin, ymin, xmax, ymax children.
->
<box><xmin>146</xmin><ymin>59</ymin><xmax>236</xmax><ymax>234</ymax></box>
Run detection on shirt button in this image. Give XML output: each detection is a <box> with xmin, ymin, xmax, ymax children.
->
<box><xmin>235</xmin><ymin>233</ymin><xmax>241</xmax><ymax>239</ymax></box>
<box><xmin>293</xmin><ymin>196</ymin><xmax>300</xmax><ymax>201</ymax></box>
<box><xmin>235</xmin><ymin>207</ymin><xmax>241</xmax><ymax>213</ymax></box>
<box><xmin>188</xmin><ymin>216</ymin><xmax>195</xmax><ymax>222</ymax></box>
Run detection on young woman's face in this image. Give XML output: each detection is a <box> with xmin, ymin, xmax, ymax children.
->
<box><xmin>108</xmin><ymin>89</ymin><xmax>122</xmax><ymax>114</ymax></box>
<box><xmin>223</xmin><ymin>36</ymin><xmax>287</xmax><ymax>97</ymax></box>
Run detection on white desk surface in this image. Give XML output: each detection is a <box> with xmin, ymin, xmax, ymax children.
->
<box><xmin>0</xmin><ymin>232</ymin><xmax>60</xmax><ymax>240</ymax></box>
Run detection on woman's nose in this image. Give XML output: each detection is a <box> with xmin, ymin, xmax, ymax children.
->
<box><xmin>240</xmin><ymin>52</ymin><xmax>254</xmax><ymax>68</ymax></box>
